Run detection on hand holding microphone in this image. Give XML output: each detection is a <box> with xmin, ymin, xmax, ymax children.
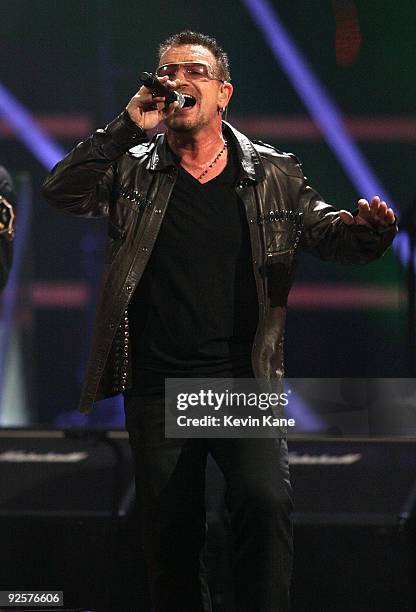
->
<box><xmin>126</xmin><ymin>72</ymin><xmax>194</xmax><ymax>131</ymax></box>
<box><xmin>138</xmin><ymin>72</ymin><xmax>196</xmax><ymax>109</ymax></box>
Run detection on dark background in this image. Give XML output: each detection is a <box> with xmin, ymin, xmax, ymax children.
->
<box><xmin>0</xmin><ymin>0</ymin><xmax>412</xmax><ymax>424</ymax></box>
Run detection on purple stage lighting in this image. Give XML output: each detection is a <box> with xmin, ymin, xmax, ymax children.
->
<box><xmin>0</xmin><ymin>83</ymin><xmax>64</xmax><ymax>170</ymax></box>
<box><xmin>242</xmin><ymin>0</ymin><xmax>404</xmax><ymax>257</ymax></box>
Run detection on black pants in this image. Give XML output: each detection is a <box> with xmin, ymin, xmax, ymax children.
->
<box><xmin>124</xmin><ymin>394</ymin><xmax>293</xmax><ymax>612</ymax></box>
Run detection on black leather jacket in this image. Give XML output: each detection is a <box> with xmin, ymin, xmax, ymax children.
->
<box><xmin>42</xmin><ymin>111</ymin><xmax>397</xmax><ymax>414</ymax></box>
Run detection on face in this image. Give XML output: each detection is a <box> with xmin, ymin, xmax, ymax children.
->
<box><xmin>157</xmin><ymin>44</ymin><xmax>233</xmax><ymax>134</ymax></box>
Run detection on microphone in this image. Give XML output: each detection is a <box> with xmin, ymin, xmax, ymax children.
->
<box><xmin>139</xmin><ymin>72</ymin><xmax>196</xmax><ymax>109</ymax></box>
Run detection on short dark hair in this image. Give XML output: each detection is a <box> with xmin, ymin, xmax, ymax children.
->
<box><xmin>158</xmin><ymin>31</ymin><xmax>231</xmax><ymax>81</ymax></box>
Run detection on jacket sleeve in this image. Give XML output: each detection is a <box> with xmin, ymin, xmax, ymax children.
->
<box><xmin>0</xmin><ymin>166</ymin><xmax>15</xmax><ymax>292</ymax></box>
<box><xmin>289</xmin><ymin>157</ymin><xmax>398</xmax><ymax>264</ymax></box>
<box><xmin>41</xmin><ymin>111</ymin><xmax>147</xmax><ymax>218</ymax></box>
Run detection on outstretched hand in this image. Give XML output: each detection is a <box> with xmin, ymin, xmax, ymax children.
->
<box><xmin>339</xmin><ymin>196</ymin><xmax>395</xmax><ymax>229</ymax></box>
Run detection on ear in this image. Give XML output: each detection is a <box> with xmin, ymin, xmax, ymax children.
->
<box><xmin>219</xmin><ymin>82</ymin><xmax>233</xmax><ymax>109</ymax></box>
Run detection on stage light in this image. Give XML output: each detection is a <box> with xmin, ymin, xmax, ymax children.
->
<box><xmin>0</xmin><ymin>82</ymin><xmax>64</xmax><ymax>170</ymax></box>
<box><xmin>242</xmin><ymin>0</ymin><xmax>404</xmax><ymax>259</ymax></box>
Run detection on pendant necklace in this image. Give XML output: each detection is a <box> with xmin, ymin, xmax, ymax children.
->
<box><xmin>197</xmin><ymin>140</ymin><xmax>228</xmax><ymax>181</ymax></box>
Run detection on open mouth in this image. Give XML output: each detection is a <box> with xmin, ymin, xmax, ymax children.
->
<box><xmin>182</xmin><ymin>94</ymin><xmax>197</xmax><ymax>108</ymax></box>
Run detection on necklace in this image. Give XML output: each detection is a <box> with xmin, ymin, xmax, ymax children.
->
<box><xmin>197</xmin><ymin>140</ymin><xmax>228</xmax><ymax>181</ymax></box>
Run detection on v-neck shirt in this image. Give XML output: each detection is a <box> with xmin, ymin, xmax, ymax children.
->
<box><xmin>127</xmin><ymin>140</ymin><xmax>258</xmax><ymax>393</ymax></box>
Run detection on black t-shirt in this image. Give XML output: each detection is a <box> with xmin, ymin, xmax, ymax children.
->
<box><xmin>128</xmin><ymin>141</ymin><xmax>258</xmax><ymax>393</ymax></box>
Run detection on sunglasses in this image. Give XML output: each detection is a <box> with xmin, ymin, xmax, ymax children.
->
<box><xmin>156</xmin><ymin>62</ymin><xmax>224</xmax><ymax>82</ymax></box>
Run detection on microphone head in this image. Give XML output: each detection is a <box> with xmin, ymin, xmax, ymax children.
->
<box><xmin>172</xmin><ymin>93</ymin><xmax>196</xmax><ymax>110</ymax></box>
<box><xmin>174</xmin><ymin>92</ymin><xmax>185</xmax><ymax>109</ymax></box>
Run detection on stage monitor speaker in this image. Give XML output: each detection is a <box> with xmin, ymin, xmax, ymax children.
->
<box><xmin>0</xmin><ymin>428</ymin><xmax>150</xmax><ymax>611</ymax></box>
<box><xmin>203</xmin><ymin>438</ymin><xmax>416</xmax><ymax>612</ymax></box>
<box><xmin>3</xmin><ymin>432</ymin><xmax>414</xmax><ymax>611</ymax></box>
<box><xmin>289</xmin><ymin>438</ymin><xmax>416</xmax><ymax>612</ymax></box>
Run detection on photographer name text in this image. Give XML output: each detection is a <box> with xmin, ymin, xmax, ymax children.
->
<box><xmin>176</xmin><ymin>414</ymin><xmax>295</xmax><ymax>428</ymax></box>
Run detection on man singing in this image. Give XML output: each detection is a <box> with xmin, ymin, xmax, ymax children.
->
<box><xmin>42</xmin><ymin>31</ymin><xmax>397</xmax><ymax>612</ymax></box>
